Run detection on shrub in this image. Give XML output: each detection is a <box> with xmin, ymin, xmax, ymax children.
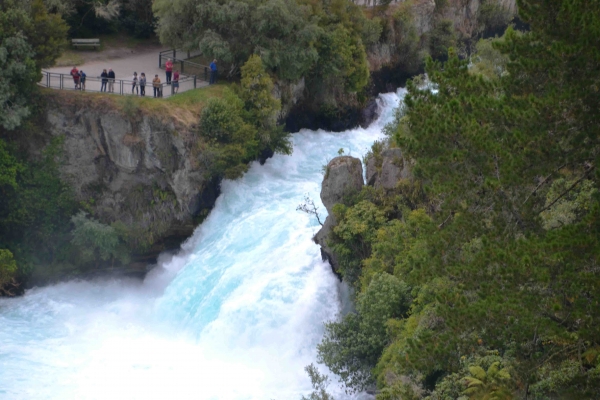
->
<box><xmin>0</xmin><ymin>249</ymin><xmax>18</xmax><ymax>291</ymax></box>
<box><xmin>70</xmin><ymin>211</ymin><xmax>129</xmax><ymax>264</ymax></box>
<box><xmin>318</xmin><ymin>273</ymin><xmax>412</xmax><ymax>392</ymax></box>
<box><xmin>428</xmin><ymin>19</ymin><xmax>456</xmax><ymax>61</ymax></box>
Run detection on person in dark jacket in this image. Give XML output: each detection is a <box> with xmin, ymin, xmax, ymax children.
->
<box><xmin>107</xmin><ymin>68</ymin><xmax>115</xmax><ymax>93</ymax></box>
<box><xmin>79</xmin><ymin>70</ymin><xmax>86</xmax><ymax>91</ymax></box>
<box><xmin>131</xmin><ymin>72</ymin><xmax>139</xmax><ymax>95</ymax></box>
<box><xmin>100</xmin><ymin>69</ymin><xmax>108</xmax><ymax>92</ymax></box>
<box><xmin>209</xmin><ymin>59</ymin><xmax>217</xmax><ymax>84</ymax></box>
<box><xmin>139</xmin><ymin>73</ymin><xmax>146</xmax><ymax>96</ymax></box>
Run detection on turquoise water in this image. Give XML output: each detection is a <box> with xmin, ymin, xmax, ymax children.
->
<box><xmin>0</xmin><ymin>90</ymin><xmax>404</xmax><ymax>400</ymax></box>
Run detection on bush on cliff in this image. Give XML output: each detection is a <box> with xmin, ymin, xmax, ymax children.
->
<box><xmin>0</xmin><ymin>249</ymin><xmax>18</xmax><ymax>295</ymax></box>
<box><xmin>199</xmin><ymin>55</ymin><xmax>290</xmax><ymax>179</ymax></box>
<box><xmin>70</xmin><ymin>212</ymin><xmax>130</xmax><ymax>265</ymax></box>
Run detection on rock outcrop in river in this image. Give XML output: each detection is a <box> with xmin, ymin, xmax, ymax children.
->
<box><xmin>315</xmin><ymin>148</ymin><xmax>412</xmax><ymax>275</ymax></box>
<box><xmin>314</xmin><ymin>156</ymin><xmax>364</xmax><ymax>271</ymax></box>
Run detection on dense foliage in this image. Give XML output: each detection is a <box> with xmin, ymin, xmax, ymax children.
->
<box><xmin>154</xmin><ymin>0</ymin><xmax>371</xmax><ymax>94</ymax></box>
<box><xmin>198</xmin><ymin>55</ymin><xmax>291</xmax><ymax>179</ymax></box>
<box><xmin>0</xmin><ymin>1</ymin><xmax>72</xmax><ymax>290</ymax></box>
<box><xmin>0</xmin><ymin>0</ymin><xmax>67</xmax><ymax>130</ymax></box>
<box><xmin>318</xmin><ymin>0</ymin><xmax>600</xmax><ymax>398</ymax></box>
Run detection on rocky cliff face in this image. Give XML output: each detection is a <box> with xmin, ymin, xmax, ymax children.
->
<box><xmin>40</xmin><ymin>96</ymin><xmax>219</xmax><ymax>276</ymax></box>
<box><xmin>366</xmin><ymin>147</ymin><xmax>412</xmax><ymax>189</ymax></box>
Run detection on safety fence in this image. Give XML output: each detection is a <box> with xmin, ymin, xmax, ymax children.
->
<box><xmin>158</xmin><ymin>48</ymin><xmax>203</xmax><ymax>63</ymax></box>
<box><xmin>39</xmin><ymin>70</ymin><xmax>199</xmax><ymax>98</ymax></box>
<box><xmin>159</xmin><ymin>49</ymin><xmax>212</xmax><ymax>82</ymax></box>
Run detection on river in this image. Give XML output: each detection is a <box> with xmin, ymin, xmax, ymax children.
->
<box><xmin>0</xmin><ymin>89</ymin><xmax>405</xmax><ymax>400</ymax></box>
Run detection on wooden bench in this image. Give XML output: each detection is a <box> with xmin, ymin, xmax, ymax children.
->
<box><xmin>71</xmin><ymin>39</ymin><xmax>100</xmax><ymax>49</ymax></box>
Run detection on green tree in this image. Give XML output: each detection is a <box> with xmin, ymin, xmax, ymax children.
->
<box><xmin>428</xmin><ymin>19</ymin><xmax>455</xmax><ymax>61</ymax></box>
<box><xmin>318</xmin><ymin>273</ymin><xmax>411</xmax><ymax>392</ymax></box>
<box><xmin>0</xmin><ymin>137</ymin><xmax>78</xmax><ymax>282</ymax></box>
<box><xmin>199</xmin><ymin>90</ymin><xmax>258</xmax><ymax>179</ymax></box>
<box><xmin>318</xmin><ymin>0</ymin><xmax>600</xmax><ymax>397</ymax></box>
<box><xmin>0</xmin><ymin>0</ymin><xmax>68</xmax><ymax>130</ymax></box>
<box><xmin>301</xmin><ymin>364</ymin><xmax>334</xmax><ymax>400</ymax></box>
<box><xmin>239</xmin><ymin>54</ymin><xmax>291</xmax><ymax>154</ymax></box>
<box><xmin>198</xmin><ymin>56</ymin><xmax>290</xmax><ymax>179</ymax></box>
<box><xmin>469</xmin><ymin>36</ymin><xmax>510</xmax><ymax>80</ymax></box>
<box><xmin>0</xmin><ymin>249</ymin><xmax>18</xmax><ymax>294</ymax></box>
<box><xmin>0</xmin><ymin>3</ymin><xmax>38</xmax><ymax>130</ymax></box>
<box><xmin>154</xmin><ymin>0</ymin><xmax>319</xmax><ymax>80</ymax></box>
<box><xmin>0</xmin><ymin>139</ymin><xmax>23</xmax><ymax>189</ymax></box>
<box><xmin>29</xmin><ymin>0</ymin><xmax>69</xmax><ymax>69</ymax></box>
<box><xmin>70</xmin><ymin>211</ymin><xmax>129</xmax><ymax>263</ymax></box>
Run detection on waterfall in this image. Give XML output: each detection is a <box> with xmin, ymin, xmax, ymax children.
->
<box><xmin>0</xmin><ymin>89</ymin><xmax>405</xmax><ymax>400</ymax></box>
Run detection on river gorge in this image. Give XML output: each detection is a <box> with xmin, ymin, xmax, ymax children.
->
<box><xmin>0</xmin><ymin>90</ymin><xmax>404</xmax><ymax>400</ymax></box>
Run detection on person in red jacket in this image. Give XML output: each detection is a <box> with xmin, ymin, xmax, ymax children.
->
<box><xmin>70</xmin><ymin>66</ymin><xmax>80</xmax><ymax>89</ymax></box>
<box><xmin>165</xmin><ymin>58</ymin><xmax>173</xmax><ymax>84</ymax></box>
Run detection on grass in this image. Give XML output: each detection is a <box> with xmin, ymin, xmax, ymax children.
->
<box><xmin>41</xmin><ymin>82</ymin><xmax>232</xmax><ymax>128</ymax></box>
<box><xmin>122</xmin><ymin>83</ymin><xmax>231</xmax><ymax>126</ymax></box>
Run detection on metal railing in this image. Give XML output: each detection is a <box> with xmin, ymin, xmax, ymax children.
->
<box><xmin>159</xmin><ymin>49</ymin><xmax>211</xmax><ymax>82</ymax></box>
<box><xmin>159</xmin><ymin>48</ymin><xmax>203</xmax><ymax>63</ymax></box>
<box><xmin>39</xmin><ymin>70</ymin><xmax>198</xmax><ymax>98</ymax></box>
<box><xmin>159</xmin><ymin>57</ymin><xmax>211</xmax><ymax>82</ymax></box>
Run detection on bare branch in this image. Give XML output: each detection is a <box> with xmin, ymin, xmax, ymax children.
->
<box><xmin>297</xmin><ymin>194</ymin><xmax>324</xmax><ymax>226</ymax></box>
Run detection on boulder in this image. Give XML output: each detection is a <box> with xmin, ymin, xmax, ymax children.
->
<box><xmin>360</xmin><ymin>98</ymin><xmax>380</xmax><ymax>128</ymax></box>
<box><xmin>366</xmin><ymin>148</ymin><xmax>411</xmax><ymax>189</ymax></box>
<box><xmin>320</xmin><ymin>156</ymin><xmax>364</xmax><ymax>212</ymax></box>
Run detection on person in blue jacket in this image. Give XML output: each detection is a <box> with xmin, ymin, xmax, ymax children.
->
<box><xmin>209</xmin><ymin>59</ymin><xmax>217</xmax><ymax>85</ymax></box>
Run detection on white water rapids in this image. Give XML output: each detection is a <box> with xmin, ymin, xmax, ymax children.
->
<box><xmin>0</xmin><ymin>89</ymin><xmax>404</xmax><ymax>400</ymax></box>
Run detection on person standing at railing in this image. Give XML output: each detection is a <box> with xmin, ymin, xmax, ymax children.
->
<box><xmin>79</xmin><ymin>70</ymin><xmax>86</xmax><ymax>91</ymax></box>
<box><xmin>100</xmin><ymin>69</ymin><xmax>108</xmax><ymax>92</ymax></box>
<box><xmin>70</xmin><ymin>66</ymin><xmax>80</xmax><ymax>89</ymax></box>
<box><xmin>172</xmin><ymin>70</ymin><xmax>179</xmax><ymax>94</ymax></box>
<box><xmin>131</xmin><ymin>72</ymin><xmax>139</xmax><ymax>95</ymax></box>
<box><xmin>209</xmin><ymin>59</ymin><xmax>217</xmax><ymax>85</ymax></box>
<box><xmin>153</xmin><ymin>74</ymin><xmax>161</xmax><ymax>98</ymax></box>
<box><xmin>165</xmin><ymin>58</ymin><xmax>173</xmax><ymax>84</ymax></box>
<box><xmin>108</xmin><ymin>69</ymin><xmax>115</xmax><ymax>93</ymax></box>
<box><xmin>140</xmin><ymin>73</ymin><xmax>146</xmax><ymax>97</ymax></box>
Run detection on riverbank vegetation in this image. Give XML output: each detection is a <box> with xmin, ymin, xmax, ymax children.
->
<box><xmin>316</xmin><ymin>0</ymin><xmax>600</xmax><ymax>398</ymax></box>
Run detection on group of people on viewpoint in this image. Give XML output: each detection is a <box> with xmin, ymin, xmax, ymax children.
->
<box><xmin>68</xmin><ymin>57</ymin><xmax>208</xmax><ymax>98</ymax></box>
